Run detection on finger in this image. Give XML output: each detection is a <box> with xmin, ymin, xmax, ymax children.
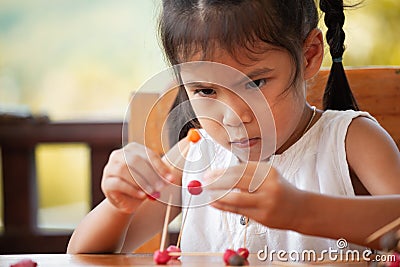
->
<box><xmin>124</xmin><ymin>142</ymin><xmax>172</xmax><ymax>180</ymax></box>
<box><xmin>104</xmin><ymin>159</ymin><xmax>153</xmax><ymax>193</ymax></box>
<box><xmin>204</xmin><ymin>162</ymin><xmax>273</xmax><ymax>192</ymax></box>
<box><xmin>128</xmin><ymin>156</ymin><xmax>170</xmax><ymax>192</ymax></box>
<box><xmin>123</xmin><ymin>145</ymin><xmax>173</xmax><ymax>190</ymax></box>
<box><xmin>108</xmin><ymin>192</ymin><xmax>141</xmax><ymax>214</ymax></box>
<box><xmin>162</xmin><ymin>138</ymin><xmax>190</xmax><ymax>173</ymax></box>
<box><xmin>144</xmin><ymin>147</ymin><xmax>174</xmax><ymax>181</ymax></box>
<box><xmin>203</xmin><ymin>164</ymin><xmax>246</xmax><ymax>190</ymax></box>
<box><xmin>123</xmin><ymin>153</ymin><xmax>167</xmax><ymax>192</ymax></box>
<box><xmin>209</xmin><ymin>191</ymin><xmax>258</xmax><ymax>209</ymax></box>
<box><xmin>102</xmin><ymin>176</ymin><xmax>147</xmax><ymax>200</ymax></box>
<box><xmin>127</xmin><ymin>164</ymin><xmax>157</xmax><ymax>193</ymax></box>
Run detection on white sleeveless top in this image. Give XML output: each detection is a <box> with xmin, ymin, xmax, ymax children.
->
<box><xmin>180</xmin><ymin>110</ymin><xmax>376</xmax><ymax>254</ymax></box>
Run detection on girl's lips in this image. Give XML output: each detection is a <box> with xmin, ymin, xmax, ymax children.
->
<box><xmin>230</xmin><ymin>137</ymin><xmax>261</xmax><ymax>148</ymax></box>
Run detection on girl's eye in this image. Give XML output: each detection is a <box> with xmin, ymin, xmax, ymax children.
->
<box><xmin>193</xmin><ymin>89</ymin><xmax>216</xmax><ymax>97</ymax></box>
<box><xmin>246</xmin><ymin>78</ymin><xmax>267</xmax><ymax>89</ymax></box>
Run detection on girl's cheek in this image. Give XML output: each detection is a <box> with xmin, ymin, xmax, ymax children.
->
<box><xmin>199</xmin><ymin>119</ymin><xmax>230</xmax><ymax>146</ymax></box>
<box><xmin>190</xmin><ymin>98</ymin><xmax>224</xmax><ymax>123</ymax></box>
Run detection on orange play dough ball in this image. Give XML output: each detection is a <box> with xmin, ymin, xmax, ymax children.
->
<box><xmin>187</xmin><ymin>128</ymin><xmax>201</xmax><ymax>143</ymax></box>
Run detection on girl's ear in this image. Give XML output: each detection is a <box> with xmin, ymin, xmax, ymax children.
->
<box><xmin>303</xmin><ymin>28</ymin><xmax>324</xmax><ymax>80</ymax></box>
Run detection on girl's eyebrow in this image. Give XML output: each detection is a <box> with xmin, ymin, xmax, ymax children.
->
<box><xmin>184</xmin><ymin>82</ymin><xmax>216</xmax><ymax>89</ymax></box>
<box><xmin>244</xmin><ymin>67</ymin><xmax>274</xmax><ymax>81</ymax></box>
<box><xmin>183</xmin><ymin>68</ymin><xmax>274</xmax><ymax>89</ymax></box>
<box><xmin>231</xmin><ymin>67</ymin><xmax>274</xmax><ymax>88</ymax></box>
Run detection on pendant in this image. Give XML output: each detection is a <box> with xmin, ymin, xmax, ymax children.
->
<box><xmin>240</xmin><ymin>215</ymin><xmax>249</xmax><ymax>226</ymax></box>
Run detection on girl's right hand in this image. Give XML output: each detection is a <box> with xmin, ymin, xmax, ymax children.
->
<box><xmin>101</xmin><ymin>142</ymin><xmax>173</xmax><ymax>214</ymax></box>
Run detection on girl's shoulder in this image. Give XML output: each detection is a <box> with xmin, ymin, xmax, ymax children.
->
<box><xmin>276</xmin><ymin>109</ymin><xmax>378</xmax><ymax>163</ymax></box>
<box><xmin>310</xmin><ymin>109</ymin><xmax>378</xmax><ymax>139</ymax></box>
<box><xmin>319</xmin><ymin>109</ymin><xmax>377</xmax><ymax>124</ymax></box>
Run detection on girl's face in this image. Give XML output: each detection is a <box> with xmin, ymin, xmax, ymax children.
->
<box><xmin>181</xmin><ymin>45</ymin><xmax>307</xmax><ymax>161</ymax></box>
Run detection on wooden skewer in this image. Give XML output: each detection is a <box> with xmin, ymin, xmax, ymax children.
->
<box><xmin>243</xmin><ymin>217</ymin><xmax>248</xmax><ymax>247</ymax></box>
<box><xmin>222</xmin><ymin>212</ymin><xmax>234</xmax><ymax>249</ymax></box>
<box><xmin>366</xmin><ymin>216</ymin><xmax>400</xmax><ymax>244</ymax></box>
<box><xmin>168</xmin><ymin>251</ymin><xmax>224</xmax><ymax>256</ymax></box>
<box><xmin>156</xmin><ymin>129</ymin><xmax>202</xmax><ymax>254</ymax></box>
<box><xmin>169</xmin><ymin>128</ymin><xmax>201</xmax><ymax>170</ymax></box>
<box><xmin>172</xmin><ymin>143</ymin><xmax>191</xmax><ymax>171</ymax></box>
<box><xmin>176</xmin><ymin>194</ymin><xmax>192</xmax><ymax>248</ymax></box>
<box><xmin>173</xmin><ymin>128</ymin><xmax>202</xmax><ymax>248</ymax></box>
<box><xmin>159</xmin><ymin>194</ymin><xmax>173</xmax><ymax>252</ymax></box>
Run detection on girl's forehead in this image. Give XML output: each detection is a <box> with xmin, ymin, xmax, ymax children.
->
<box><xmin>184</xmin><ymin>40</ymin><xmax>282</xmax><ymax>63</ymax></box>
<box><xmin>183</xmin><ymin>42</ymin><xmax>285</xmax><ymax>74</ymax></box>
<box><xmin>181</xmin><ymin>43</ymin><xmax>288</xmax><ymax>77</ymax></box>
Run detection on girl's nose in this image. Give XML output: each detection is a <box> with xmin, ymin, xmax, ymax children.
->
<box><xmin>222</xmin><ymin>95</ymin><xmax>252</xmax><ymax>127</ymax></box>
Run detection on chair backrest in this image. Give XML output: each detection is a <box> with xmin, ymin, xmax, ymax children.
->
<box><xmin>129</xmin><ymin>67</ymin><xmax>400</xmax><ymax>151</ymax></box>
<box><xmin>307</xmin><ymin>67</ymin><xmax>400</xmax><ymax>149</ymax></box>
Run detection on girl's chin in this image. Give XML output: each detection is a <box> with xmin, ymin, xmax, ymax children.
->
<box><xmin>233</xmin><ymin>149</ymin><xmax>270</xmax><ymax>162</ymax></box>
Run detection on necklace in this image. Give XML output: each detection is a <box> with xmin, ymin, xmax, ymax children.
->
<box><xmin>302</xmin><ymin>106</ymin><xmax>316</xmax><ymax>137</ymax></box>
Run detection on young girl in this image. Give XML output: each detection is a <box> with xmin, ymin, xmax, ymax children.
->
<box><xmin>67</xmin><ymin>0</ymin><xmax>400</xmax><ymax>256</ymax></box>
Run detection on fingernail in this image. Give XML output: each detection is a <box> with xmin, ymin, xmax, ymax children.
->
<box><xmin>147</xmin><ymin>191</ymin><xmax>160</xmax><ymax>201</ymax></box>
<box><xmin>138</xmin><ymin>191</ymin><xmax>146</xmax><ymax>198</ymax></box>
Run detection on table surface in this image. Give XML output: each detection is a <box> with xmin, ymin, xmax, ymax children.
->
<box><xmin>0</xmin><ymin>253</ymin><xmax>370</xmax><ymax>267</ymax></box>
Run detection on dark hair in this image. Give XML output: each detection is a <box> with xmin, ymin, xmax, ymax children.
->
<box><xmin>159</xmin><ymin>0</ymin><xmax>358</xmax><ymax>145</ymax></box>
<box><xmin>320</xmin><ymin>0</ymin><xmax>359</xmax><ymax>111</ymax></box>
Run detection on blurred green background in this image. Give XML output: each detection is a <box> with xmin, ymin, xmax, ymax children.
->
<box><xmin>0</xmin><ymin>0</ymin><xmax>399</xmax><ymax>230</ymax></box>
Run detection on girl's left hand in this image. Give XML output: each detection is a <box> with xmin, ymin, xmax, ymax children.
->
<box><xmin>204</xmin><ymin>162</ymin><xmax>306</xmax><ymax>231</ymax></box>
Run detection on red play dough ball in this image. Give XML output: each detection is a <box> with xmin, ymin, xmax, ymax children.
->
<box><xmin>166</xmin><ymin>245</ymin><xmax>181</xmax><ymax>260</ymax></box>
<box><xmin>223</xmin><ymin>249</ymin><xmax>237</xmax><ymax>265</ymax></box>
<box><xmin>187</xmin><ymin>180</ymin><xmax>203</xmax><ymax>195</ymax></box>
<box><xmin>237</xmin><ymin>247</ymin><xmax>249</xmax><ymax>259</ymax></box>
<box><xmin>10</xmin><ymin>259</ymin><xmax>37</xmax><ymax>267</ymax></box>
<box><xmin>388</xmin><ymin>252</ymin><xmax>400</xmax><ymax>267</ymax></box>
<box><xmin>153</xmin><ymin>249</ymin><xmax>171</xmax><ymax>265</ymax></box>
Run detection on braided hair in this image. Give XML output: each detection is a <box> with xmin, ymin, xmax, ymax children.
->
<box><xmin>320</xmin><ymin>0</ymin><xmax>359</xmax><ymax>111</ymax></box>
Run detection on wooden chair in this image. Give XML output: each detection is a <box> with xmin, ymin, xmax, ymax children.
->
<box><xmin>0</xmin><ymin>119</ymin><xmax>122</xmax><ymax>253</ymax></box>
<box><xmin>308</xmin><ymin>67</ymin><xmax>400</xmax><ymax>148</ymax></box>
<box><xmin>128</xmin><ymin>67</ymin><xmax>400</xmax><ymax>252</ymax></box>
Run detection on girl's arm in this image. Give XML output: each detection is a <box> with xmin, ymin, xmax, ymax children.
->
<box><xmin>67</xmin><ymin>189</ymin><xmax>181</xmax><ymax>254</ymax></box>
<box><xmin>67</xmin><ymin>199</ymin><xmax>136</xmax><ymax>253</ymax></box>
<box><xmin>207</xmin><ymin>164</ymin><xmax>400</xmax><ymax>250</ymax></box>
<box><xmin>67</xmin><ymin>139</ymin><xmax>189</xmax><ymax>254</ymax></box>
<box><xmin>298</xmin><ymin>192</ymin><xmax>400</xmax><ymax>249</ymax></box>
<box><xmin>345</xmin><ymin>116</ymin><xmax>400</xmax><ymax>195</ymax></box>
<box><xmin>296</xmin><ymin>116</ymin><xmax>400</xmax><ymax>248</ymax></box>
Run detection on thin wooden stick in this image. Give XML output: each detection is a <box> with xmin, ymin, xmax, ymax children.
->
<box><xmin>366</xmin><ymin>217</ymin><xmax>400</xmax><ymax>244</ymax></box>
<box><xmin>176</xmin><ymin>194</ymin><xmax>192</xmax><ymax>248</ymax></box>
<box><xmin>160</xmin><ymin>194</ymin><xmax>173</xmax><ymax>251</ymax></box>
<box><xmin>168</xmin><ymin>251</ymin><xmax>224</xmax><ymax>256</ymax></box>
<box><xmin>172</xmin><ymin>143</ymin><xmax>190</xmax><ymax>171</ymax></box>
<box><xmin>243</xmin><ymin>217</ymin><xmax>248</xmax><ymax>248</ymax></box>
<box><xmin>222</xmin><ymin>212</ymin><xmax>234</xmax><ymax>249</ymax></box>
